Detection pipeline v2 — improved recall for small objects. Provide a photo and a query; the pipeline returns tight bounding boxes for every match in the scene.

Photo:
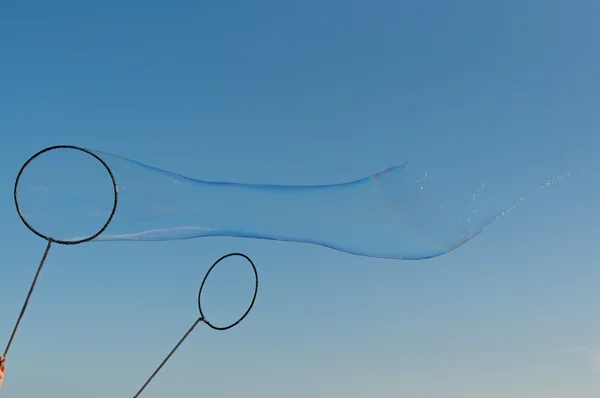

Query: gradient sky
[1,1,599,397]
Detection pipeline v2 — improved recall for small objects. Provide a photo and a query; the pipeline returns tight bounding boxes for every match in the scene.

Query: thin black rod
[133,317,203,398]
[2,240,53,363]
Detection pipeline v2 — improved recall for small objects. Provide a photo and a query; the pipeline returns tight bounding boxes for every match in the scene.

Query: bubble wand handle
[2,240,53,364]
[133,317,203,398]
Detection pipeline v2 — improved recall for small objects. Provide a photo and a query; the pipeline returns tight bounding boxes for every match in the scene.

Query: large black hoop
[198,252,259,331]
[14,145,119,245]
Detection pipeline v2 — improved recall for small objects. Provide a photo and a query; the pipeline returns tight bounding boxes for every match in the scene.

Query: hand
[0,356,5,388]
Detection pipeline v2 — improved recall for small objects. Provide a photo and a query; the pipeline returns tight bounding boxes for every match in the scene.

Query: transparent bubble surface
[198,254,257,329]
[15,147,116,243]
[14,147,571,259]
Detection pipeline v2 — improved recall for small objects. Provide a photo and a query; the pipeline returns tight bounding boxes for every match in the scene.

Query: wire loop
[198,252,259,331]
[14,145,119,245]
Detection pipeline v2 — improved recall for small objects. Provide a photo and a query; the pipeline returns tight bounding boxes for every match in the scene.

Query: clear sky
[1,1,599,397]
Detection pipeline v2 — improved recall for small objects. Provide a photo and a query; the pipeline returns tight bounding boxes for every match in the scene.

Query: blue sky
[1,0,599,397]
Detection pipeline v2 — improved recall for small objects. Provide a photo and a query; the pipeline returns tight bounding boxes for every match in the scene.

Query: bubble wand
[132,252,259,397]
[2,145,119,369]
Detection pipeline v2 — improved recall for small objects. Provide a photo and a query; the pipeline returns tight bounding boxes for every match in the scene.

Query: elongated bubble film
[14,147,569,259]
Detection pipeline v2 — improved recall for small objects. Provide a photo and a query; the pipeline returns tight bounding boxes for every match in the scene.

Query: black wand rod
[2,240,53,365]
[133,317,203,398]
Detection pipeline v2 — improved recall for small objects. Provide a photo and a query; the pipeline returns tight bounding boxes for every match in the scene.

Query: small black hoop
[13,145,119,245]
[198,252,259,331]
